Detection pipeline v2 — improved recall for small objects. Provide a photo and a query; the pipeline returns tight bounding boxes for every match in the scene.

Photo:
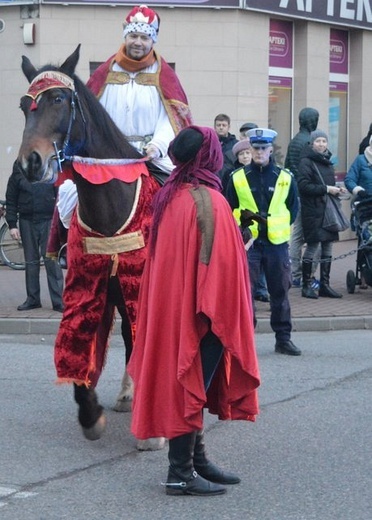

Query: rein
[26,70,87,173]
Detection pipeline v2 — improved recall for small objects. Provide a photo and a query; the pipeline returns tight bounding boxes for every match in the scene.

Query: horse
[17,45,163,448]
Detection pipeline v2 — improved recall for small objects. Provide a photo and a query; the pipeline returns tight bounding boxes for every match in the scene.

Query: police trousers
[248,240,292,342]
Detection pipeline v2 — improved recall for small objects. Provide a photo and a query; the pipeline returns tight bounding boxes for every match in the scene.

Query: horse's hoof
[136,437,166,451]
[82,414,107,441]
[112,398,132,413]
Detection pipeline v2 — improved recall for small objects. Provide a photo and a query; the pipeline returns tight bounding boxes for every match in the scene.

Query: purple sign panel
[269,19,293,69]
[329,81,348,92]
[41,0,240,6]
[245,0,372,31]
[330,28,348,75]
[269,76,292,88]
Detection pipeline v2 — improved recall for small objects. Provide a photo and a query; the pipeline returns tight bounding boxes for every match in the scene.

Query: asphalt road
[0,330,371,520]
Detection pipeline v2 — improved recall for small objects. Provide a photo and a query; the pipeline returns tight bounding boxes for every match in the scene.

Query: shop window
[329,84,348,180]
[329,28,349,180]
[269,19,293,166]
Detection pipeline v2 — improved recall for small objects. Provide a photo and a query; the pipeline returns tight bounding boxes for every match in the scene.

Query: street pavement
[0,330,371,519]
[0,238,371,335]
[0,239,371,519]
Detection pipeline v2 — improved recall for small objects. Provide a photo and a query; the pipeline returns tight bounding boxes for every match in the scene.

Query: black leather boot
[193,430,240,485]
[319,257,342,298]
[164,432,226,496]
[301,260,318,299]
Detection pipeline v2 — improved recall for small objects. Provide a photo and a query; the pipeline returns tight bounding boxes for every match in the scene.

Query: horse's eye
[54,96,63,104]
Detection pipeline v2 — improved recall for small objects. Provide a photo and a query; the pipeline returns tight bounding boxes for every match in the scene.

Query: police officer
[226,128,301,356]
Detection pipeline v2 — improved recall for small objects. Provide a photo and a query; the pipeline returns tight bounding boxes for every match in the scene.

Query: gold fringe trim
[55,377,91,387]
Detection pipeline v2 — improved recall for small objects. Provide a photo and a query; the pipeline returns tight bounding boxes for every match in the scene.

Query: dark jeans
[19,218,64,308]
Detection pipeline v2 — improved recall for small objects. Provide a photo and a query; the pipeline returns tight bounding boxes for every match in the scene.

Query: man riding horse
[86,4,192,421]
[51,5,192,446]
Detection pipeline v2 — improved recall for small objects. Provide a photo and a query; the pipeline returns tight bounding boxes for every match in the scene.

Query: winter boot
[301,260,318,299]
[163,432,226,496]
[319,257,342,298]
[193,430,240,485]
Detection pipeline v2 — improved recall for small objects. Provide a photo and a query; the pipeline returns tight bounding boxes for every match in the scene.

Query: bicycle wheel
[0,222,26,270]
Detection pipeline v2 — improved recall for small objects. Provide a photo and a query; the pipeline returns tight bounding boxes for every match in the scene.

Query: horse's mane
[37,63,142,160]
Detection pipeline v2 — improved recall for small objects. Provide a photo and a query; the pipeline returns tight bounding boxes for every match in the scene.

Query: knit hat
[123,5,160,43]
[310,129,328,144]
[232,139,251,158]
[239,122,258,134]
[170,127,204,163]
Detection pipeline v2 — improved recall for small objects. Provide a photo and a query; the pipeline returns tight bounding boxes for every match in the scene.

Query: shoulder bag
[312,162,350,233]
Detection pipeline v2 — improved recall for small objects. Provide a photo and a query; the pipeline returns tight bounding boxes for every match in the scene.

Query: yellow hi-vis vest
[232,167,291,244]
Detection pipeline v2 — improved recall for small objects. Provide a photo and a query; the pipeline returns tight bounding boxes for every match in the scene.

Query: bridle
[25,70,87,173]
[52,89,87,172]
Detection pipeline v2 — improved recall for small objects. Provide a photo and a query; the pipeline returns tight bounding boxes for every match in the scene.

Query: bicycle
[0,199,26,270]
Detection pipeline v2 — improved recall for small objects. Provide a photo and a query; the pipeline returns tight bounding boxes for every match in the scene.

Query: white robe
[99,61,175,174]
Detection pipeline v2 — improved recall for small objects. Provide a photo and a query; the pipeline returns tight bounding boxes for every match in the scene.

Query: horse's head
[17,45,82,184]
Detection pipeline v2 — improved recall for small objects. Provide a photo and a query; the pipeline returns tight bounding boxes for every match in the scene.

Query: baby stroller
[346,195,372,293]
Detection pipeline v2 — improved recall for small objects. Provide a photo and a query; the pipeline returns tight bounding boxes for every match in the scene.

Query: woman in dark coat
[297,130,347,299]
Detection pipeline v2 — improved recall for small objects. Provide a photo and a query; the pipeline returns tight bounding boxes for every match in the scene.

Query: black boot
[319,257,342,298]
[164,432,226,496]
[301,260,318,299]
[193,430,240,485]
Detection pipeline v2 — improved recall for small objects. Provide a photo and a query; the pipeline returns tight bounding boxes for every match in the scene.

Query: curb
[257,315,372,333]
[1,315,371,336]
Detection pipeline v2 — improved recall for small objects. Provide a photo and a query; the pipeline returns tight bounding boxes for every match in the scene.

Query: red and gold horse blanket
[54,174,159,387]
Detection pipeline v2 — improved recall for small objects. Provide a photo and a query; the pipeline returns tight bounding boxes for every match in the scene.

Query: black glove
[240,209,267,228]
[240,209,254,229]
[240,226,253,245]
[357,190,369,200]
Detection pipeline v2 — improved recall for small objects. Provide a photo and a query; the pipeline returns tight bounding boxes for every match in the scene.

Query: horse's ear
[21,55,37,84]
[60,44,81,77]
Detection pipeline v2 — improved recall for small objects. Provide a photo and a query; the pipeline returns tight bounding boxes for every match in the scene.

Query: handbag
[312,162,350,232]
[322,194,350,232]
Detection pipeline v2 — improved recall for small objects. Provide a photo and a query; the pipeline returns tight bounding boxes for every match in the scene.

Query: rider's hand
[144,144,161,160]
[10,228,20,240]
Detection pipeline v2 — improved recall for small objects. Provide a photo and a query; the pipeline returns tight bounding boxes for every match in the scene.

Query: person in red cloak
[127,126,260,496]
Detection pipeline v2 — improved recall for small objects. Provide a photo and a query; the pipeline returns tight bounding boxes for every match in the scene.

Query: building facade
[0,0,372,197]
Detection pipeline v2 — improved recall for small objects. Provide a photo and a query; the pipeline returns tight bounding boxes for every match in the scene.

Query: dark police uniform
[226,128,300,355]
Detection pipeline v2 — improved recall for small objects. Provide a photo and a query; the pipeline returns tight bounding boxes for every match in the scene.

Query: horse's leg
[72,301,115,440]
[113,370,134,412]
[115,311,165,452]
[109,277,165,451]
[111,278,134,413]
[73,383,107,441]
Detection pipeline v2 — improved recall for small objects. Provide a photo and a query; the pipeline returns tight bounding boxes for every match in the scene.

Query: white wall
[0,5,371,197]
